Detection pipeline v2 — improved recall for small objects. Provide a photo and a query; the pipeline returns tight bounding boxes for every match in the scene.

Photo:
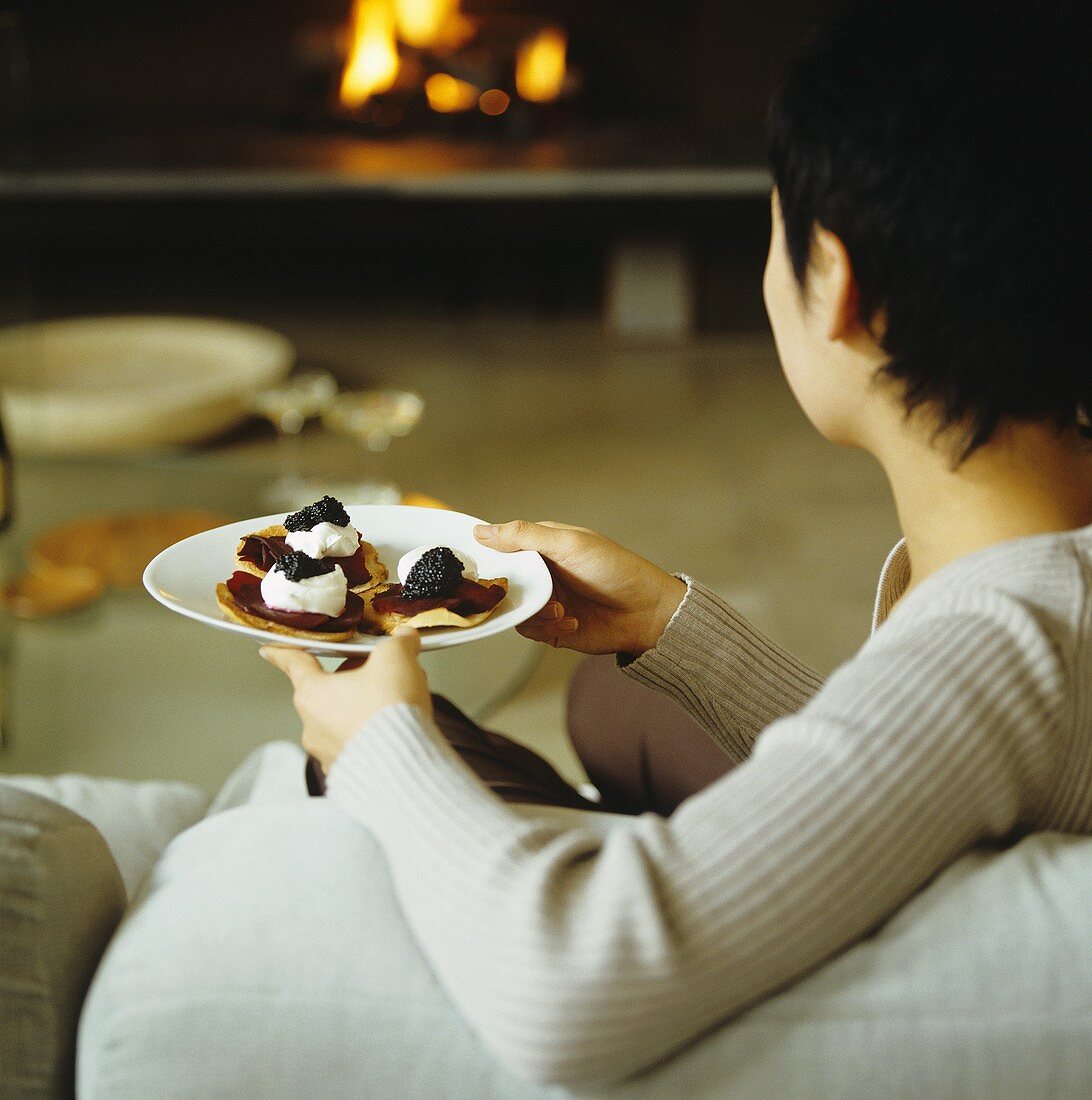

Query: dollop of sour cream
[285,521,360,560]
[261,564,347,617]
[397,545,478,585]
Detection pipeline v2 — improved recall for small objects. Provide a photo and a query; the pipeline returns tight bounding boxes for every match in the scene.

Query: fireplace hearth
[1,1,830,336]
[8,1,831,177]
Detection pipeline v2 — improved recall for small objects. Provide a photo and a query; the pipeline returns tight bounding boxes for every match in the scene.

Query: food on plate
[234,495,386,591]
[215,505,513,642]
[361,545,508,632]
[396,544,478,589]
[216,550,370,641]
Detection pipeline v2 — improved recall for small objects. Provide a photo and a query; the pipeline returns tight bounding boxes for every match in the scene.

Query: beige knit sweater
[327,527,1092,1086]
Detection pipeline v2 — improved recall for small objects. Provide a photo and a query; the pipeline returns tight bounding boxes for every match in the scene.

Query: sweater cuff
[620,575,825,764]
[620,573,704,691]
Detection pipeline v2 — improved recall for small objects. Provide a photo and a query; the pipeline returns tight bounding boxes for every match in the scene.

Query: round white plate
[143,505,553,654]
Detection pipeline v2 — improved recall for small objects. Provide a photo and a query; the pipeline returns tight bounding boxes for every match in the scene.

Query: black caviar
[403,547,464,599]
[274,551,335,582]
[284,495,351,532]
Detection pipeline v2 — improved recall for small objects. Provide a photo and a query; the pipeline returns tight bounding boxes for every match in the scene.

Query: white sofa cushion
[2,773,208,901]
[78,743,1092,1099]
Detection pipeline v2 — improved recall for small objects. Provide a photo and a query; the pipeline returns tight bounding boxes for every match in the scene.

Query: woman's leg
[567,655,735,816]
[425,694,602,810]
[307,655,733,816]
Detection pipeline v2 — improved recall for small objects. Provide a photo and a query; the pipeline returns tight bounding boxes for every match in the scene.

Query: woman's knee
[566,655,618,769]
[566,653,734,815]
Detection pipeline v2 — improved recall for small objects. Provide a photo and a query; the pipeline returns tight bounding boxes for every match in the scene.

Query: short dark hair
[769,1,1088,458]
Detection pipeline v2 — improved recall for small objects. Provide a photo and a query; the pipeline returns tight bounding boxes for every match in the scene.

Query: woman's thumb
[387,625,422,655]
[474,520,556,552]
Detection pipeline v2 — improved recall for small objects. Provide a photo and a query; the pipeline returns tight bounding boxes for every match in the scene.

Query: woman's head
[764,0,1087,459]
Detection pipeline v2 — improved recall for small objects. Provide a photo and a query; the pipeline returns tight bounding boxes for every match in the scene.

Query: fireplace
[13,1,829,151]
[1,1,831,336]
[326,1,570,131]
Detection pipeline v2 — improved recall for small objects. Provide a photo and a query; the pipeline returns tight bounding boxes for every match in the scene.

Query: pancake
[216,572,374,642]
[234,524,387,592]
[360,577,508,633]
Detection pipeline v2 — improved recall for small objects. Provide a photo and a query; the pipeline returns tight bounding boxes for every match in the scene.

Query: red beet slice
[225,571,364,631]
[238,532,376,586]
[371,579,506,618]
[237,534,287,572]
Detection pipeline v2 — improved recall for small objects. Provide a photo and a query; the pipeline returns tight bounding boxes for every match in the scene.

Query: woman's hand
[474,521,686,657]
[260,627,431,773]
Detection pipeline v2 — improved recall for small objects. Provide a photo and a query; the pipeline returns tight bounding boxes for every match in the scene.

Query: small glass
[248,370,338,510]
[321,388,425,505]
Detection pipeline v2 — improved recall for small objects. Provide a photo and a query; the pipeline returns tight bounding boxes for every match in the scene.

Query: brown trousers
[307,655,733,817]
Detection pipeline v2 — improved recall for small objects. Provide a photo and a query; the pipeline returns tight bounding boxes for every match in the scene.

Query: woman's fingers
[474,520,580,556]
[336,655,368,673]
[517,615,579,645]
[518,601,565,631]
[264,630,419,690]
[336,628,421,679]
[370,625,422,665]
[389,624,422,652]
[260,646,324,686]
[533,520,590,533]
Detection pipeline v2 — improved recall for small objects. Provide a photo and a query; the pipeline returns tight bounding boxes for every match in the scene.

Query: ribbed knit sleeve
[326,583,1074,1087]
[622,577,825,761]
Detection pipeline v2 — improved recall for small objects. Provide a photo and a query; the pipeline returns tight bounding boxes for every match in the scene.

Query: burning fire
[424,73,479,113]
[515,26,567,104]
[339,0,400,109]
[394,0,472,51]
[336,1,570,116]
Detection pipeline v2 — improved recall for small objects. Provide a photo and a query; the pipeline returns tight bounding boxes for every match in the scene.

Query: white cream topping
[260,564,347,617]
[397,545,478,584]
[285,521,360,560]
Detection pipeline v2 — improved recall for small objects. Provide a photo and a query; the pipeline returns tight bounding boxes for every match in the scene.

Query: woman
[263,1,1089,1086]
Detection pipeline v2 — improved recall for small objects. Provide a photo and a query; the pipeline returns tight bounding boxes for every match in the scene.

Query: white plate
[143,505,553,654]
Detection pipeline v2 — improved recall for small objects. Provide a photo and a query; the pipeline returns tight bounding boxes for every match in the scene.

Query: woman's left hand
[260,626,431,772]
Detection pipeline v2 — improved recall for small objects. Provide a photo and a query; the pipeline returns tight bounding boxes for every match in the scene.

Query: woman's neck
[875,420,1092,595]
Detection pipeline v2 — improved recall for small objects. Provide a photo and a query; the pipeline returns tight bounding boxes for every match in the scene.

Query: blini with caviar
[361,546,508,632]
[217,550,370,641]
[233,495,386,592]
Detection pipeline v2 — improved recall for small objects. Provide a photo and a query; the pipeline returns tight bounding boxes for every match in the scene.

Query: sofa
[3,741,1090,1100]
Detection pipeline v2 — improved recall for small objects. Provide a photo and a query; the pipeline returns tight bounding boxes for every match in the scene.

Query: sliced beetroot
[238,534,288,572]
[238,531,376,586]
[372,578,506,618]
[225,571,364,631]
[332,544,377,587]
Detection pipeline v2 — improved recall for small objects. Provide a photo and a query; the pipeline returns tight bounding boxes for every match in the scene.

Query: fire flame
[394,0,471,51]
[339,0,401,109]
[515,26,567,104]
[424,73,479,113]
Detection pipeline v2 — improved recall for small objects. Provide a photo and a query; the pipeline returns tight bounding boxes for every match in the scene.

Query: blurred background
[0,0,898,793]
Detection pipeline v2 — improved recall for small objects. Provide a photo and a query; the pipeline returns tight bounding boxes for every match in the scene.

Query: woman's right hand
[474,521,686,657]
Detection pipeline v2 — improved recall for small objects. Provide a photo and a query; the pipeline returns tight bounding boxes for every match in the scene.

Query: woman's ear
[811,227,862,343]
